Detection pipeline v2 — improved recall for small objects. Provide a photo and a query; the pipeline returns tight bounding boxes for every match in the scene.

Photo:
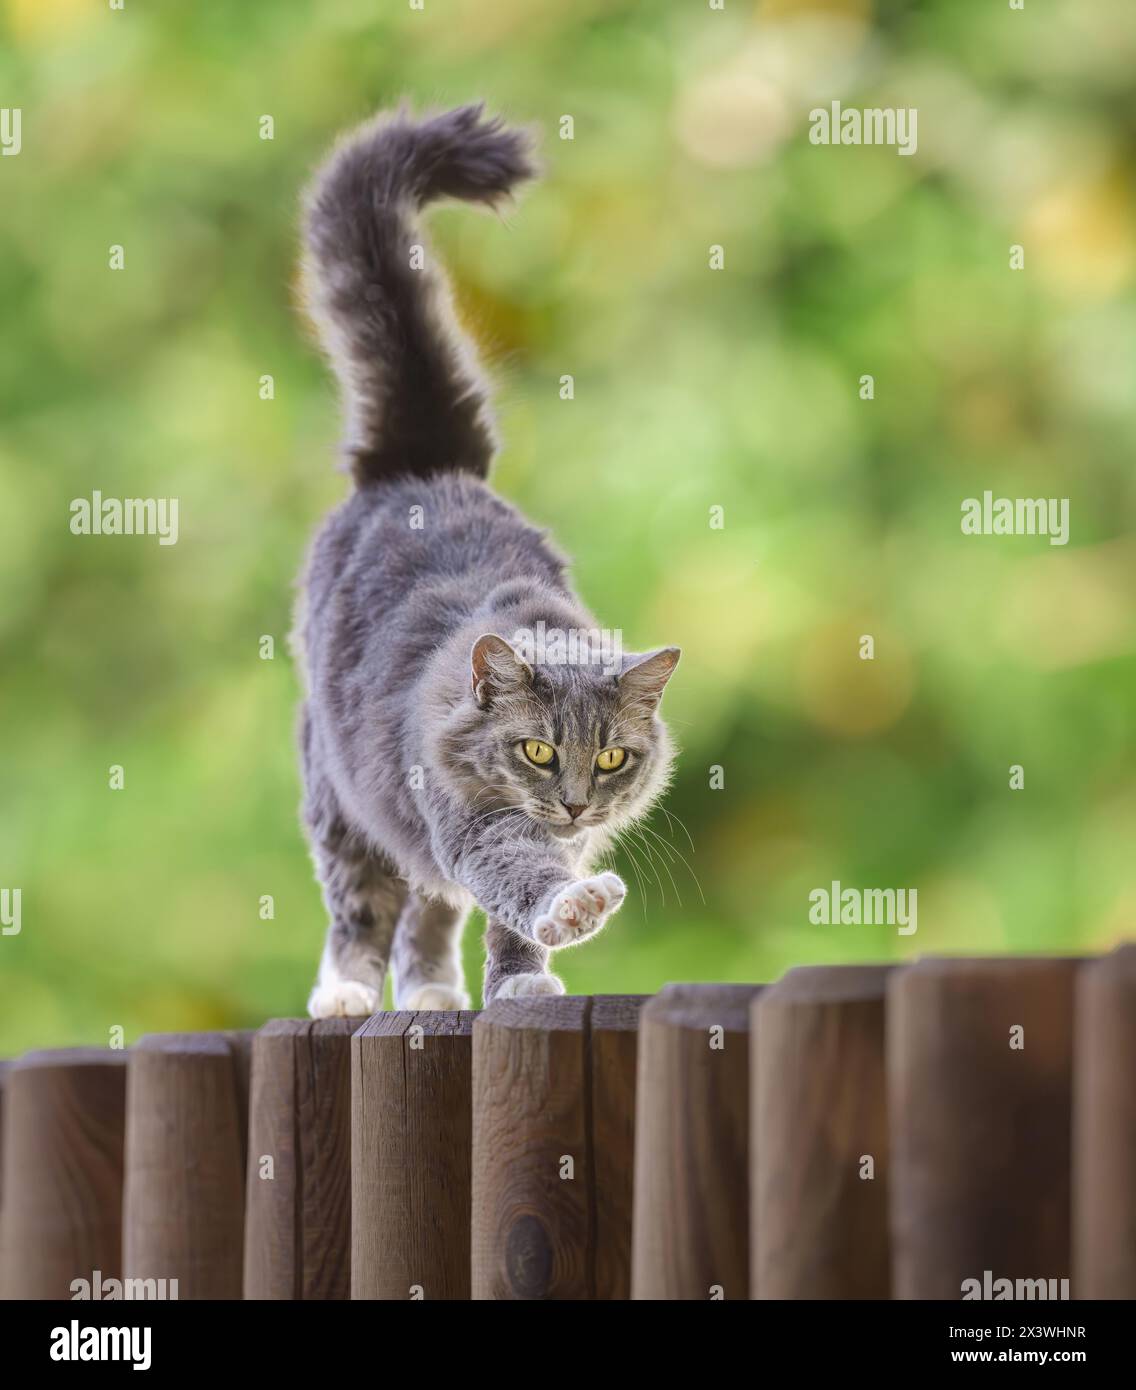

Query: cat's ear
[617,647,680,712]
[471,633,534,708]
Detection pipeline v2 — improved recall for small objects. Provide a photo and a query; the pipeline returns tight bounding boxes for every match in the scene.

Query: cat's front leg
[438,818,627,951]
[482,919,565,1002]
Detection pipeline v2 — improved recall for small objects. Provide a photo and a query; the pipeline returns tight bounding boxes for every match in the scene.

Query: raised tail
[302,104,536,486]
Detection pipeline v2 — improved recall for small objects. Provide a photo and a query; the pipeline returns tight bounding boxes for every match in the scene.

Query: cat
[295,104,680,1015]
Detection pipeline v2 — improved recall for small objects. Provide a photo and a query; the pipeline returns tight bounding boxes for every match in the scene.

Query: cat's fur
[295,105,680,1014]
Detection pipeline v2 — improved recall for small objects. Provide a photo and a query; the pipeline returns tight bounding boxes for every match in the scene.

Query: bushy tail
[302,104,536,486]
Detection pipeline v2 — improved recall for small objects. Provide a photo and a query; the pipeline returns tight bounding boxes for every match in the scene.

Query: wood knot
[505,1214,553,1299]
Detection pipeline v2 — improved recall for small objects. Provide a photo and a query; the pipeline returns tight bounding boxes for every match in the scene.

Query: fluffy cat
[295,104,680,1015]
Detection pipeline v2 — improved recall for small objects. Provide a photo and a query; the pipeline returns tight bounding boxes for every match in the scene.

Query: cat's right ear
[471,634,533,708]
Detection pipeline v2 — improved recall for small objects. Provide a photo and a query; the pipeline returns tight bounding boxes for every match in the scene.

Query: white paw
[532,872,626,948]
[493,972,566,1000]
[402,984,471,1011]
[307,979,381,1019]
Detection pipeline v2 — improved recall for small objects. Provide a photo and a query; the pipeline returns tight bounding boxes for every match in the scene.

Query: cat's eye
[596,747,626,772]
[522,739,556,767]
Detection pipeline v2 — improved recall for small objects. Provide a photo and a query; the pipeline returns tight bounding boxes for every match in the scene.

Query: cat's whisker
[658,806,697,855]
[628,822,681,911]
[615,827,663,909]
[609,833,650,917]
[459,805,524,860]
[469,784,520,811]
[464,803,514,830]
[479,810,530,857]
[639,821,706,907]
[629,826,678,908]
[635,822,682,866]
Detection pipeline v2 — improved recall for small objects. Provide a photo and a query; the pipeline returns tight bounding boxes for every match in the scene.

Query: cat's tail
[301,104,536,487]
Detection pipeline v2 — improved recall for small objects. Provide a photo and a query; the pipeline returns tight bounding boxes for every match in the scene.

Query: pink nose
[563,803,587,820]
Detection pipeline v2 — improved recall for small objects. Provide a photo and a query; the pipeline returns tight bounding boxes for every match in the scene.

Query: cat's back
[301,472,569,674]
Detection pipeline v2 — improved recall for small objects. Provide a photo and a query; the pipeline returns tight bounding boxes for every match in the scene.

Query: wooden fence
[1,947,1133,1300]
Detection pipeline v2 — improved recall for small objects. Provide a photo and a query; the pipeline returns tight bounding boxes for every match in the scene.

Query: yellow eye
[596,747,626,772]
[523,739,556,766]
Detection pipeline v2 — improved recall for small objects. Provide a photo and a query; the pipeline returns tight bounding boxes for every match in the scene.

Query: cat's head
[459,632,680,839]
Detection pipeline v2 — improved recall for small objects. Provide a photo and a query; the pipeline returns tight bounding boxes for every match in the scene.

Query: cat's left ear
[471,633,534,708]
[617,647,680,712]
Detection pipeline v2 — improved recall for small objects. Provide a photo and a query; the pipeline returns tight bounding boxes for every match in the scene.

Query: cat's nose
[562,801,587,820]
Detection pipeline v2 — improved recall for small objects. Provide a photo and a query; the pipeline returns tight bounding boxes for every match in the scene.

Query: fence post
[123,1032,251,1299]
[889,958,1077,1299]
[752,965,891,1299]
[1073,944,1136,1298]
[352,1010,476,1300]
[472,995,646,1300]
[0,1049,127,1300]
[631,983,762,1300]
[0,1059,8,1213]
[244,1019,356,1299]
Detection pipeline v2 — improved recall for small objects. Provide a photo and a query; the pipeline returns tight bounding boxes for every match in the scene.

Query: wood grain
[472,994,646,1300]
[1073,943,1136,1298]
[0,1048,127,1300]
[752,965,891,1298]
[352,1010,475,1300]
[243,1018,356,1299]
[631,983,762,1300]
[889,957,1077,1299]
[0,1059,8,1214]
[590,995,645,1299]
[123,1032,252,1299]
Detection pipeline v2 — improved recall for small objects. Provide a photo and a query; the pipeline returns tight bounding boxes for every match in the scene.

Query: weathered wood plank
[889,958,1077,1299]
[0,1048,127,1300]
[472,995,645,1300]
[352,1011,475,1300]
[631,983,761,1300]
[243,1018,355,1299]
[752,965,891,1298]
[1073,944,1136,1298]
[123,1032,251,1300]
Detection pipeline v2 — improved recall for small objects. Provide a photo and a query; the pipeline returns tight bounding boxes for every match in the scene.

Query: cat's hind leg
[390,894,471,1010]
[482,919,566,1004]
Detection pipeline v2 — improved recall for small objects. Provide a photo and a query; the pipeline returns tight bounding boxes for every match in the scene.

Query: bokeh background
[1,0,1134,1050]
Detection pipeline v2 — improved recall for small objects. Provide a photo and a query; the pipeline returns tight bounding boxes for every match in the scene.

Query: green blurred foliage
[1,0,1134,1050]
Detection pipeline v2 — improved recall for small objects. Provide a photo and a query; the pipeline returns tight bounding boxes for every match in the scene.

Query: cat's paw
[402,983,471,1011]
[492,972,566,1000]
[532,872,626,948]
[307,979,381,1019]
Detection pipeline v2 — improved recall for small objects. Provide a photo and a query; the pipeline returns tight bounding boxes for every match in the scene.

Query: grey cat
[295,104,680,1015]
